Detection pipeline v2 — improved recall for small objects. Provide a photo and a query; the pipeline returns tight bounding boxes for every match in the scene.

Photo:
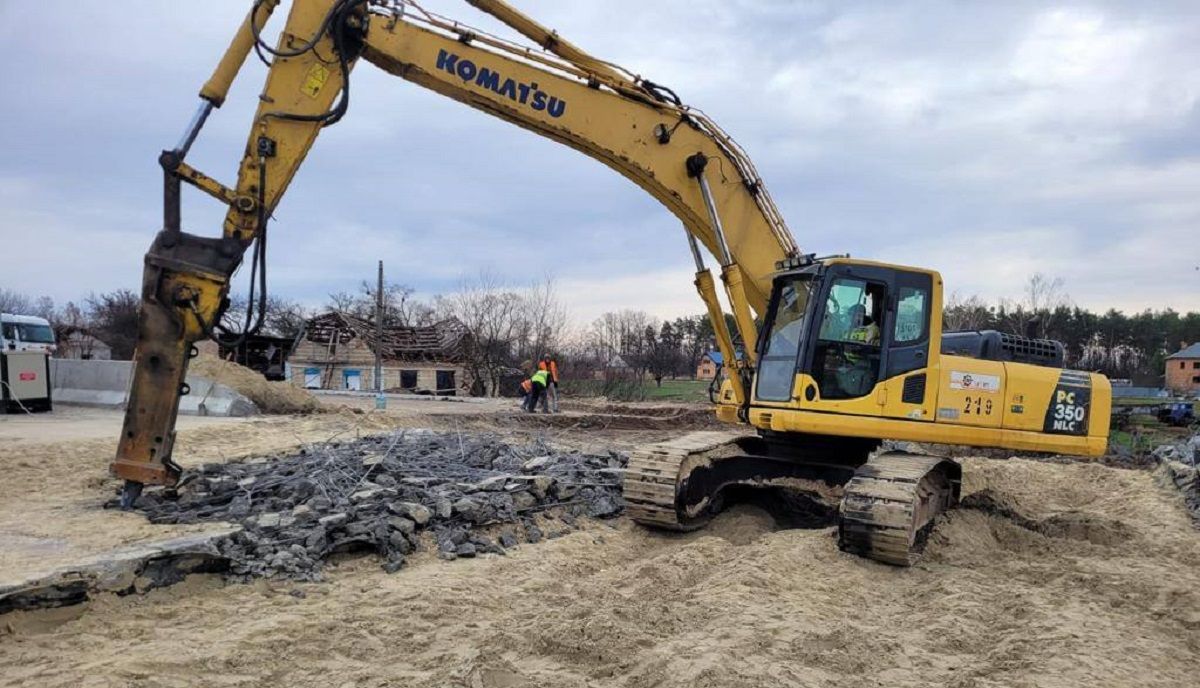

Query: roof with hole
[302,311,469,361]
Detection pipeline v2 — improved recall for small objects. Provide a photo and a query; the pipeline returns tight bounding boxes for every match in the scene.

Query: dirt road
[2,406,1198,687]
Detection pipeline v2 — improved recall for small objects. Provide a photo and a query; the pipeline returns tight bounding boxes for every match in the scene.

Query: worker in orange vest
[538,353,560,413]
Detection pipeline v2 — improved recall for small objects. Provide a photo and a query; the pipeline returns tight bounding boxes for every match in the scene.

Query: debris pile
[1152,432,1200,525]
[130,431,627,579]
[189,356,323,414]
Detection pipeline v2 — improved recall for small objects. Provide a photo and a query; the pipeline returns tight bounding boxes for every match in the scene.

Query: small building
[696,351,723,379]
[594,354,636,380]
[56,330,113,360]
[288,312,471,395]
[1166,343,1200,395]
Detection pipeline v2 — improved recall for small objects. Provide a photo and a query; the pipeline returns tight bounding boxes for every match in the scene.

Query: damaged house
[288,312,471,395]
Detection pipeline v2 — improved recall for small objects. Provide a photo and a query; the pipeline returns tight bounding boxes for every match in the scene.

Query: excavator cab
[753,258,936,416]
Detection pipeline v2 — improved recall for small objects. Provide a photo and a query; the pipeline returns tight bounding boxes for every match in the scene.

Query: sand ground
[1,401,1198,687]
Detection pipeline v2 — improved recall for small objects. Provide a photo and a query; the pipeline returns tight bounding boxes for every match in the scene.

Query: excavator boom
[111,0,795,501]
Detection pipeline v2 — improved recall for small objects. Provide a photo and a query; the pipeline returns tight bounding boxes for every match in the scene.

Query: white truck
[0,313,57,355]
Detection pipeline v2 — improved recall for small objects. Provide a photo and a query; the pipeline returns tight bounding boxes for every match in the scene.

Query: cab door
[797,266,891,417]
[879,271,937,421]
[753,273,817,405]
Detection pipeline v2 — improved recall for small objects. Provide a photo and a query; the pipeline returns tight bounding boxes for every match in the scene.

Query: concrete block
[49,359,258,417]
[0,526,238,614]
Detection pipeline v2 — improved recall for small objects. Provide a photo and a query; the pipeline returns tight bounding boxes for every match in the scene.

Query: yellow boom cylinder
[200,0,281,106]
[464,0,638,90]
[695,269,746,405]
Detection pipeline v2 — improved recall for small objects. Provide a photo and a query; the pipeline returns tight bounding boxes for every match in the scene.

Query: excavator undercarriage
[624,432,962,566]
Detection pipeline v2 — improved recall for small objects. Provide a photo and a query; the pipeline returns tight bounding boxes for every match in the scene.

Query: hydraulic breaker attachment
[111,231,240,507]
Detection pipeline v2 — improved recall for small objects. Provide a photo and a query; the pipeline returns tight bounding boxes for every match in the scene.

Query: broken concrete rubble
[1153,431,1200,526]
[124,430,627,580]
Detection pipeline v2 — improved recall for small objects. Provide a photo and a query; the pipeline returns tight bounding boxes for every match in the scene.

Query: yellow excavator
[111,0,1111,565]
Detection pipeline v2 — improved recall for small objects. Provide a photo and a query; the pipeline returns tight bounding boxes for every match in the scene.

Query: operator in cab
[846,303,880,346]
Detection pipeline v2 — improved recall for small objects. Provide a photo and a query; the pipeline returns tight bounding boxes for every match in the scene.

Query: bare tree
[433,272,570,396]
[326,290,359,314]
[263,296,309,339]
[57,302,89,331]
[0,289,39,315]
[326,280,429,327]
[436,272,526,396]
[943,291,993,332]
[85,290,141,360]
[588,309,657,378]
[221,294,309,339]
[1000,273,1071,339]
[554,330,602,380]
[516,275,568,364]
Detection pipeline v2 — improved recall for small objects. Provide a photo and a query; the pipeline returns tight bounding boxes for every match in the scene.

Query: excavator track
[623,431,745,531]
[625,435,961,567]
[623,431,860,531]
[837,452,962,566]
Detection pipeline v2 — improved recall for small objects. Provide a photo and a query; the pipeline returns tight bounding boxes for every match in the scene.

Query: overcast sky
[2,0,1197,326]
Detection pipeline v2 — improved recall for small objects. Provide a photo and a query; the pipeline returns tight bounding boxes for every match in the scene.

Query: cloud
[557,267,703,327]
[1,0,1197,322]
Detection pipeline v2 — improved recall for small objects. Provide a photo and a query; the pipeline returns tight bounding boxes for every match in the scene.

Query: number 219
[963,396,993,415]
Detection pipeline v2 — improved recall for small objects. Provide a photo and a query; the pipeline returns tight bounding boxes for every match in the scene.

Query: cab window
[894,286,927,343]
[811,278,886,399]
[18,323,55,344]
[755,275,813,402]
[817,279,884,347]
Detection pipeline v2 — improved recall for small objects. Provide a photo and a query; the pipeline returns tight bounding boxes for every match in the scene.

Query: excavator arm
[111,0,798,504]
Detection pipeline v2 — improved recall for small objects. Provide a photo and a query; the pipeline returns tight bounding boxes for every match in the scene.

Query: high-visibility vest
[847,323,879,346]
[531,369,550,386]
[520,379,533,393]
[539,359,559,382]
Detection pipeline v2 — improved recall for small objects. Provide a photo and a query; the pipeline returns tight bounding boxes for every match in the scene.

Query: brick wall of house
[288,339,466,394]
[1166,357,1200,394]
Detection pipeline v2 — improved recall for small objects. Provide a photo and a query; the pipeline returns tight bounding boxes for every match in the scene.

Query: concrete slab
[49,359,258,416]
[0,526,238,613]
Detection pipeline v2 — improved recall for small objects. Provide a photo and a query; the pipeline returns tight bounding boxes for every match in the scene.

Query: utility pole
[375,260,386,410]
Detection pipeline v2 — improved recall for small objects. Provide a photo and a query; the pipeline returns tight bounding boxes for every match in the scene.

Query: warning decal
[949,371,1000,393]
[300,64,331,99]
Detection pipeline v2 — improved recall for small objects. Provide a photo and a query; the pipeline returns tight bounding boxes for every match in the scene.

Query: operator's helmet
[848,303,866,328]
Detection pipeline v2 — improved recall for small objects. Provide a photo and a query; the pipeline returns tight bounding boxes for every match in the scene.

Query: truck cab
[0,313,57,355]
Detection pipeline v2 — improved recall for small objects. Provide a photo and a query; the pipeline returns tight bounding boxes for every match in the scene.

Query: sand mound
[4,442,1200,685]
[957,488,1135,547]
[189,356,321,415]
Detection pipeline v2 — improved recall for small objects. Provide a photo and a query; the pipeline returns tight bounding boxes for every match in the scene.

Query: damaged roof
[303,311,469,361]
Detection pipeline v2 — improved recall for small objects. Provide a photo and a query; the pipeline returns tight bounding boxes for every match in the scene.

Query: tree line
[5,272,1194,390]
[944,274,1199,384]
